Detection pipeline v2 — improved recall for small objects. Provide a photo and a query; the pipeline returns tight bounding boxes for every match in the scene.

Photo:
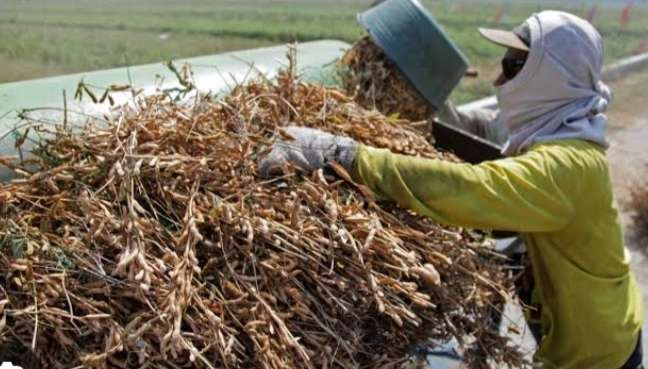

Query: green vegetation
[0,0,646,103]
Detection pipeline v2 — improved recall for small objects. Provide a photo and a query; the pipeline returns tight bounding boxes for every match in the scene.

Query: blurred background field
[0,0,646,103]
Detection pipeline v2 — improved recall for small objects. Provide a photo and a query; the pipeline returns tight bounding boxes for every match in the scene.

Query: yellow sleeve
[353,145,575,232]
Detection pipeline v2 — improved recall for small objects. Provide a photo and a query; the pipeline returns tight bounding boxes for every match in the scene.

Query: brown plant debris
[630,184,648,254]
[0,53,526,369]
[339,36,436,122]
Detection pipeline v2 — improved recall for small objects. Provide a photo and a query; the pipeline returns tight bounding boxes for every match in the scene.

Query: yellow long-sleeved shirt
[353,139,643,369]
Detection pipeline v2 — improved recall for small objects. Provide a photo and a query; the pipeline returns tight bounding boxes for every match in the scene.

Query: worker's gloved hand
[258,126,358,177]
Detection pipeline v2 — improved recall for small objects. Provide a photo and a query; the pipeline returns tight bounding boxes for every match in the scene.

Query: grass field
[0,0,646,103]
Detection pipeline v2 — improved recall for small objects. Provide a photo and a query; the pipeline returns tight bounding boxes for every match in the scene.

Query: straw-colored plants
[0,56,526,369]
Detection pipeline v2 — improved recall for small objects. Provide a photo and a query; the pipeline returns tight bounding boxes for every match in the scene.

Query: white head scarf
[497,11,612,156]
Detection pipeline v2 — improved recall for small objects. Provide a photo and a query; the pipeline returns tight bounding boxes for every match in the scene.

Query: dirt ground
[605,70,648,363]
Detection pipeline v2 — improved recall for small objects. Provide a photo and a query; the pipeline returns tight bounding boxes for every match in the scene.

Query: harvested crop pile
[340,36,435,122]
[630,184,648,253]
[0,54,524,369]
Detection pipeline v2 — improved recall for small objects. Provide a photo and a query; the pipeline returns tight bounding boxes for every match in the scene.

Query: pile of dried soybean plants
[0,54,526,369]
[629,185,648,254]
[339,36,435,122]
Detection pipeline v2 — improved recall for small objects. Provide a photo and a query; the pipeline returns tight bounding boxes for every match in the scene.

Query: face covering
[496,11,612,156]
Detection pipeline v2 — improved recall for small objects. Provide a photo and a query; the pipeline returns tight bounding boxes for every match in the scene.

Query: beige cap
[478,26,530,51]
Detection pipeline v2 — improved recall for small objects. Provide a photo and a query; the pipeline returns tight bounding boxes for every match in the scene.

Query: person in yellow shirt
[260,10,643,369]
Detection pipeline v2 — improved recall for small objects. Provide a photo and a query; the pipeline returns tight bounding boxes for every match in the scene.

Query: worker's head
[478,11,611,155]
[478,24,530,86]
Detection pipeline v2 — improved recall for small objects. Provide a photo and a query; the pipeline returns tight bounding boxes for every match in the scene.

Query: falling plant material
[339,36,436,122]
[0,51,527,369]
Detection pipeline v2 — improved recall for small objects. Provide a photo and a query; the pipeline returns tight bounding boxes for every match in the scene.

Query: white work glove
[258,126,358,177]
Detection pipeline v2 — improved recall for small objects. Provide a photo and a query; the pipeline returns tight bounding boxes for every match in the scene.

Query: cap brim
[478,28,529,51]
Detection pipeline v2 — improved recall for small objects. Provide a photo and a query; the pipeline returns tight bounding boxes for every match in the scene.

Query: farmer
[259,10,643,369]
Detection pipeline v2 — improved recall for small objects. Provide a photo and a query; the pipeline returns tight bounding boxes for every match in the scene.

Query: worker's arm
[353,145,575,232]
[439,101,507,144]
[258,127,574,232]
